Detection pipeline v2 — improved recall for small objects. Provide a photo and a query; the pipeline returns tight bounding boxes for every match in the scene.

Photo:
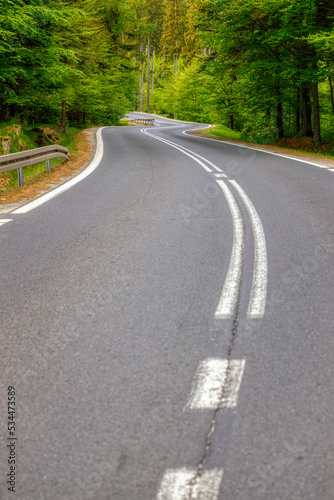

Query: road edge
[11,127,105,214]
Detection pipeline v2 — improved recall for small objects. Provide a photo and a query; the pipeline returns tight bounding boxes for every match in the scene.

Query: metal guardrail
[0,144,69,187]
[132,118,155,126]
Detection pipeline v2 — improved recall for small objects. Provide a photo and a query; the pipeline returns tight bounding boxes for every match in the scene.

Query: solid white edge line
[11,127,106,214]
[229,181,268,318]
[183,130,332,170]
[215,180,244,319]
[186,358,246,410]
[141,129,212,172]
[156,468,224,500]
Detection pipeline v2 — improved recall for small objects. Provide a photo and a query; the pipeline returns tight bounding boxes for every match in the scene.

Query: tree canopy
[1,0,333,144]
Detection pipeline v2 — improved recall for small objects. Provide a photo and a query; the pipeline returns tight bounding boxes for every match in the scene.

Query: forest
[1,0,334,147]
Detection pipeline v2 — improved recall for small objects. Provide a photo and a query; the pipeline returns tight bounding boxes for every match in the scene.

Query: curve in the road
[11,127,105,214]
[141,126,268,321]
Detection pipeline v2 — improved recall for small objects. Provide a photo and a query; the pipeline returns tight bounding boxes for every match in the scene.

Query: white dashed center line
[186,358,246,410]
[157,468,224,500]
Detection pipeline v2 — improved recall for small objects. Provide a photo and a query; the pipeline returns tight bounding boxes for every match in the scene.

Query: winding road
[1,113,334,499]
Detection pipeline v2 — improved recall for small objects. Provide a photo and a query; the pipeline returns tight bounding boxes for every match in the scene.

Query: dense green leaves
[0,0,137,125]
[1,0,333,142]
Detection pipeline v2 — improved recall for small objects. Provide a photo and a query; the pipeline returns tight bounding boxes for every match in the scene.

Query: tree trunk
[174,55,178,119]
[301,84,313,137]
[296,90,301,134]
[329,75,334,115]
[152,49,155,95]
[228,89,234,130]
[277,100,284,140]
[312,78,321,148]
[228,113,234,130]
[61,100,66,132]
[139,66,144,112]
[139,40,144,112]
[276,80,284,139]
[147,38,150,113]
[265,108,271,127]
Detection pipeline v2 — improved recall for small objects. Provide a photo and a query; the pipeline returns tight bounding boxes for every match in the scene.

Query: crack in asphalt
[187,201,246,499]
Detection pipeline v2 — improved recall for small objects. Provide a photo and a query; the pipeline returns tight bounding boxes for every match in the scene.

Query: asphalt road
[1,113,334,499]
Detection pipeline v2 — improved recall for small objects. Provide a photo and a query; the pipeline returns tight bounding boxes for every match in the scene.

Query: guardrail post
[18,168,24,187]
[0,145,69,187]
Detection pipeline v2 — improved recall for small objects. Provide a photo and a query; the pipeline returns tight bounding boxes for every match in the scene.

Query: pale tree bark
[139,40,144,112]
[139,68,144,112]
[147,38,150,113]
[174,52,178,119]
[152,49,155,95]
[174,0,178,79]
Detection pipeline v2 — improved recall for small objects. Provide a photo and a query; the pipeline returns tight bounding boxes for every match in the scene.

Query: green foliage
[1,0,334,148]
[151,58,220,123]
[0,0,137,126]
[198,0,334,143]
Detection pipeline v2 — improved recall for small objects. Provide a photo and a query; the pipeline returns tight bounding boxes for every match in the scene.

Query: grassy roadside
[201,124,334,160]
[204,124,243,142]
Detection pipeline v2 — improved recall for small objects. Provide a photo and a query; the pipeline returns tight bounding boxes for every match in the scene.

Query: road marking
[186,358,246,410]
[214,173,227,178]
[0,219,12,226]
[142,129,212,172]
[142,130,246,320]
[183,130,333,170]
[157,139,223,172]
[215,180,244,319]
[157,468,223,500]
[328,169,334,173]
[230,181,268,318]
[11,128,106,214]
[142,129,223,172]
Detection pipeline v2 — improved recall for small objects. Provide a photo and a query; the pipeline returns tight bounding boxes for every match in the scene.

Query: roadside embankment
[0,126,97,212]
